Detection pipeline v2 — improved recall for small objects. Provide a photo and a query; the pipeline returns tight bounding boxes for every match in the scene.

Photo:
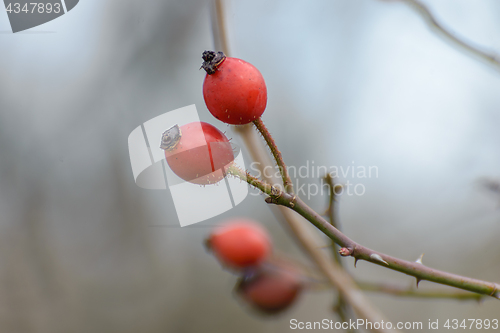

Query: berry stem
[226,163,276,195]
[252,117,294,194]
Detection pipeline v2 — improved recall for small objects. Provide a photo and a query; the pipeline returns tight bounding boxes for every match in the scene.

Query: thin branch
[314,279,484,301]
[323,174,354,331]
[323,174,342,264]
[228,166,500,298]
[358,282,484,301]
[252,118,294,193]
[382,0,500,71]
[263,188,500,299]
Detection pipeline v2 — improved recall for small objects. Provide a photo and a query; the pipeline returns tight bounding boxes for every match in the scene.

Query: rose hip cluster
[199,52,303,313]
[160,50,267,185]
[207,219,303,314]
[160,52,302,313]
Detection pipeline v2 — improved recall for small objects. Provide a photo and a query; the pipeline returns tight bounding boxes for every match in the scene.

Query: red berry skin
[208,220,272,269]
[236,262,303,314]
[164,122,234,185]
[203,57,267,125]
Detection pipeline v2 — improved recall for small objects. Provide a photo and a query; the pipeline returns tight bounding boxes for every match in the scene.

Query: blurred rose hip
[236,261,304,314]
[207,219,272,269]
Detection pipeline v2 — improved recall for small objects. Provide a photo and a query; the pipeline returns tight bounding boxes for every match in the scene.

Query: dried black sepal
[160,124,182,151]
[201,50,226,75]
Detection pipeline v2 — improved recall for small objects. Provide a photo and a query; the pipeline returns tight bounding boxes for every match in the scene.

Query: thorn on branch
[489,286,499,298]
[370,254,389,266]
[416,278,422,288]
[415,253,425,264]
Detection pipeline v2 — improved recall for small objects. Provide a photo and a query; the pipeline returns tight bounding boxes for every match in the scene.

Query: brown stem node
[339,247,353,257]
[270,185,281,198]
[265,197,277,205]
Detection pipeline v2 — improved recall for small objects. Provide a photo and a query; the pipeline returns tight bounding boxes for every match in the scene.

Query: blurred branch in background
[379,0,500,72]
[478,178,500,205]
[322,174,343,263]
[312,278,486,301]
[211,1,396,332]
[358,282,484,301]
[323,175,354,332]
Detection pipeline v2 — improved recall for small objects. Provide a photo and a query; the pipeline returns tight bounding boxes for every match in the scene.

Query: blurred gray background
[0,0,499,332]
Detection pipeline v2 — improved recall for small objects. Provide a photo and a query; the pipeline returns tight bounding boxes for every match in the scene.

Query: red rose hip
[202,51,267,125]
[160,122,234,185]
[207,219,272,269]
